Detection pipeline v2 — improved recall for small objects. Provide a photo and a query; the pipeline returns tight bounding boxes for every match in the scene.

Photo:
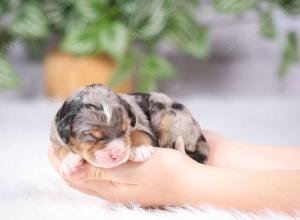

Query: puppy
[50,84,209,175]
[137,92,209,162]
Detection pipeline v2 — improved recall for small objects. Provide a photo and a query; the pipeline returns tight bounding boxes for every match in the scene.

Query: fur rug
[0,99,299,220]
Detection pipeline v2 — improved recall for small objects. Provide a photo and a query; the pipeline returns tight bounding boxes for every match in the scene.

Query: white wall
[160,8,300,97]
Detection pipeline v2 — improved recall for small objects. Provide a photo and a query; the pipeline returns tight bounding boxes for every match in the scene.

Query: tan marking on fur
[130,130,152,148]
[91,128,103,139]
[69,137,95,159]
[122,134,131,147]
[69,137,80,147]
[121,120,129,132]
[56,147,69,161]
[158,113,172,147]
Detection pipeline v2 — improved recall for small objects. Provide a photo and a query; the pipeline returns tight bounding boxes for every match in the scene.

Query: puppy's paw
[129,145,154,162]
[61,152,83,175]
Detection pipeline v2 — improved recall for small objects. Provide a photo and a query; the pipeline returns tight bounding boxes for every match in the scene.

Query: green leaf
[138,1,166,39]
[98,22,129,59]
[0,2,6,15]
[260,11,276,39]
[0,0,20,16]
[278,31,298,77]
[137,55,176,92]
[110,53,136,87]
[44,0,71,30]
[60,25,98,55]
[0,32,11,48]
[213,0,256,13]
[141,55,175,79]
[8,3,50,39]
[0,54,21,89]
[127,0,167,39]
[166,11,210,59]
[74,0,108,23]
[137,76,157,92]
[60,21,129,58]
[277,0,300,15]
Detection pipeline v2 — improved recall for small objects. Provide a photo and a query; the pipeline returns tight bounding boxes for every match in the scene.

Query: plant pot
[43,50,134,99]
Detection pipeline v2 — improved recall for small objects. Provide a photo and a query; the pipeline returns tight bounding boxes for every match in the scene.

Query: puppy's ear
[118,96,136,127]
[55,100,84,144]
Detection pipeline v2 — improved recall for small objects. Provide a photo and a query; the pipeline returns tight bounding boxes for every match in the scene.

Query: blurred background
[0,0,299,145]
[1,1,300,217]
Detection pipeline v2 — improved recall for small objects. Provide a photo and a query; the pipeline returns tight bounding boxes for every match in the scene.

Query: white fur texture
[129,145,154,162]
[0,100,299,220]
[61,152,83,175]
[106,139,124,151]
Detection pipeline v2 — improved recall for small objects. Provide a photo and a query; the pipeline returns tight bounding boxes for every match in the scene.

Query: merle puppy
[50,84,209,174]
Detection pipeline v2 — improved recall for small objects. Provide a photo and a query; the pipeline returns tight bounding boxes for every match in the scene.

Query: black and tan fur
[50,84,209,170]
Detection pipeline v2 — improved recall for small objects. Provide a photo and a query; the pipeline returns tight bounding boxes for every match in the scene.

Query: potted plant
[0,0,210,98]
[0,0,299,97]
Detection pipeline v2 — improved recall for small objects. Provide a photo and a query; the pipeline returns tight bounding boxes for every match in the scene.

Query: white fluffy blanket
[0,99,299,220]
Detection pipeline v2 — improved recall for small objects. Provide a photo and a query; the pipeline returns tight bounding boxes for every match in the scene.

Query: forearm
[205,132,300,169]
[186,165,300,213]
[225,140,300,169]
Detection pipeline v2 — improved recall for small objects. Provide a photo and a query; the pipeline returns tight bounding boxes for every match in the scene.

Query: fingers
[65,175,131,203]
[48,142,136,184]
[48,143,134,203]
[76,180,126,202]
[65,177,120,202]
[50,144,182,189]
[68,164,104,181]
[66,149,169,184]
[67,148,180,184]
[67,162,138,185]
[66,181,98,197]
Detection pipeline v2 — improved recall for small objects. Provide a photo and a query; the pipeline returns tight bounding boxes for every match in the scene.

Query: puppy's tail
[186,134,209,164]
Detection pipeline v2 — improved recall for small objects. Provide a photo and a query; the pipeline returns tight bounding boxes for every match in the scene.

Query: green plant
[0,0,299,91]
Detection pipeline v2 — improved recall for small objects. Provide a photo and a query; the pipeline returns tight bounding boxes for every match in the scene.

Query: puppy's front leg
[129,130,154,162]
[55,146,83,175]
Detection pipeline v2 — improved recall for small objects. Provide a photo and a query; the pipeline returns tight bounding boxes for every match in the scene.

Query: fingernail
[70,171,86,180]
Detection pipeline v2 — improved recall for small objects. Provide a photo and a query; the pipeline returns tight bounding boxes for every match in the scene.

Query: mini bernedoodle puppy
[50,84,209,175]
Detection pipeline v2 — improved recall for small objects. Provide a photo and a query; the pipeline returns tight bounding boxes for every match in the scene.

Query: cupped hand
[48,143,204,207]
[48,130,229,206]
[49,131,300,212]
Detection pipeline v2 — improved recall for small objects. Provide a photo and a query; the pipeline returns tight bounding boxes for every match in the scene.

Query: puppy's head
[55,84,136,168]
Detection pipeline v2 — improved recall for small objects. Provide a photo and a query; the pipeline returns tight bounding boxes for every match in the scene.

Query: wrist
[173,162,207,205]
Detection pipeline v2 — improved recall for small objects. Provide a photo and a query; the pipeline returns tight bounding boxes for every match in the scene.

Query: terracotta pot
[44,50,134,99]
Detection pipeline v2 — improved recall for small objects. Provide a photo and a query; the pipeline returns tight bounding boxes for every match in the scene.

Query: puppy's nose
[110,146,124,159]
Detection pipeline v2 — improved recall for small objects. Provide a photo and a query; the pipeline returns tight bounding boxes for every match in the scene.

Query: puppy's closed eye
[79,128,105,143]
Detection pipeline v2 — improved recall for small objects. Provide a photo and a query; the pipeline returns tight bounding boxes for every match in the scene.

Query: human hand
[48,143,203,207]
[49,131,300,212]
